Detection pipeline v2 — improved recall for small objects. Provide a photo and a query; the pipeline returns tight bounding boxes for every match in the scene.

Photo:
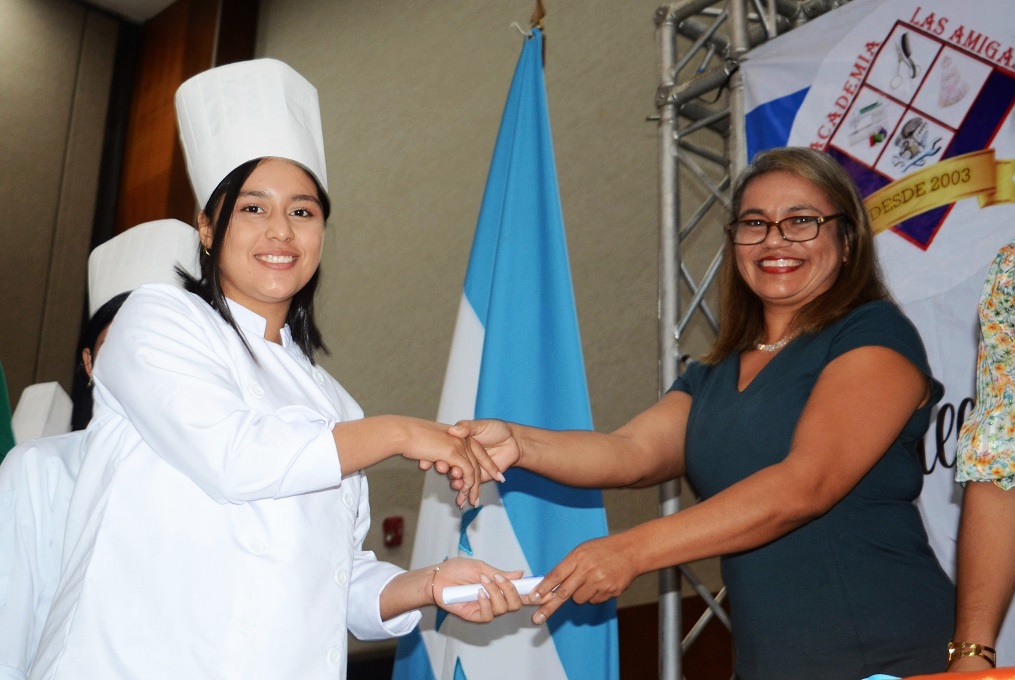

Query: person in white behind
[0,293,124,680]
[1,218,201,680]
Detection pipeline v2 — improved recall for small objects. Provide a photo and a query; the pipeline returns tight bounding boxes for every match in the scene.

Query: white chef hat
[87,219,200,316]
[175,58,328,209]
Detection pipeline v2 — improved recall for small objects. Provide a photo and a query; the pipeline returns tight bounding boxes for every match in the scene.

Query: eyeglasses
[725,213,844,245]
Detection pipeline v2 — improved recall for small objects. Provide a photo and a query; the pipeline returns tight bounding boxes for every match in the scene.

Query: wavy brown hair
[702,147,890,364]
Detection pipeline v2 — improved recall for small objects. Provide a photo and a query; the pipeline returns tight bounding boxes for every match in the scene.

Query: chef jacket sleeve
[347,476,420,639]
[94,285,345,503]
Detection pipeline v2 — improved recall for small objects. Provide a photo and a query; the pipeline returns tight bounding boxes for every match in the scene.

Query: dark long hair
[71,291,131,430]
[177,158,332,362]
[703,147,890,364]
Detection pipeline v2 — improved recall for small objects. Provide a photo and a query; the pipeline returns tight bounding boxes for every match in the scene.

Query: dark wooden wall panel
[113,0,260,234]
[1,0,260,409]
[217,0,259,68]
[113,0,217,232]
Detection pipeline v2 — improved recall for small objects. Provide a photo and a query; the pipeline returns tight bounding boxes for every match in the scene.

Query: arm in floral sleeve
[951,241,1015,672]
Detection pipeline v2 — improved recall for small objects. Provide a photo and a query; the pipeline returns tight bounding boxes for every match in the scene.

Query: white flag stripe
[436,296,483,426]
[418,494,568,680]
[409,293,570,679]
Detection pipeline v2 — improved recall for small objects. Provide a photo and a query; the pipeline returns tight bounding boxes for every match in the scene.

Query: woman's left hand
[526,534,638,625]
[432,558,526,622]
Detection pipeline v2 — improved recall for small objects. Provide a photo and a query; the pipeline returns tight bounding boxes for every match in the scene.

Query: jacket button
[249,383,264,399]
[334,569,348,585]
[313,370,325,385]
[250,539,266,555]
[328,648,343,665]
[342,493,355,509]
[238,614,256,632]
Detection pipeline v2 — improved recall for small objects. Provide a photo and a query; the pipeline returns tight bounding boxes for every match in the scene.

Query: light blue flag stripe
[458,507,480,555]
[464,28,618,680]
[392,628,438,680]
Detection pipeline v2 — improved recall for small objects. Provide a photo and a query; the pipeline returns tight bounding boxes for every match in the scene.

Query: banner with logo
[741,0,1015,663]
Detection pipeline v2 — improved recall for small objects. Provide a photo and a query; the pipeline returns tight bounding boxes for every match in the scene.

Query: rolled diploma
[441,576,544,605]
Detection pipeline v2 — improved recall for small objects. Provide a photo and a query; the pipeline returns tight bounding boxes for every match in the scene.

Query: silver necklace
[756,336,793,352]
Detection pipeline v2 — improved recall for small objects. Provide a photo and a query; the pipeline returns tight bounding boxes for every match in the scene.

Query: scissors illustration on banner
[890,32,921,90]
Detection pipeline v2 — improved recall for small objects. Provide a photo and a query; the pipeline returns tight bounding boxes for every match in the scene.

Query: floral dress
[956,239,1015,489]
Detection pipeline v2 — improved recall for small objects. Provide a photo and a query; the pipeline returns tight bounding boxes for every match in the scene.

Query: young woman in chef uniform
[28,60,521,680]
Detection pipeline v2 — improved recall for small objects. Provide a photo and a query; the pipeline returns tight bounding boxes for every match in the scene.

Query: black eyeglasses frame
[725,213,845,245]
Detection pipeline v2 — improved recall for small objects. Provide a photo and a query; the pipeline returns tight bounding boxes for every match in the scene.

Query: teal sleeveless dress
[672,300,954,680]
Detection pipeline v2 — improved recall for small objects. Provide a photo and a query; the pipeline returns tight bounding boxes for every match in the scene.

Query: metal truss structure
[652,1,852,677]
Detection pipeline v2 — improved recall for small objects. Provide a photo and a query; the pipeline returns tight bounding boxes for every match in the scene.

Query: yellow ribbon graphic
[865,149,1015,234]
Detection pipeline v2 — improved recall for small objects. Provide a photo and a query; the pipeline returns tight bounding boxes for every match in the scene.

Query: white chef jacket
[29,284,419,680]
[0,432,84,680]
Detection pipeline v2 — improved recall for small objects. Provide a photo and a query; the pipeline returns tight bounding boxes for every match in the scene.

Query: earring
[87,377,94,388]
[203,247,211,257]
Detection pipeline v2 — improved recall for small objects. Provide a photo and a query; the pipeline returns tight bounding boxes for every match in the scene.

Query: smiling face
[733,170,847,316]
[199,158,325,325]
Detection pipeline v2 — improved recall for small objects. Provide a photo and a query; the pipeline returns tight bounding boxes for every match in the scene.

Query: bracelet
[948,640,996,668]
[430,564,441,606]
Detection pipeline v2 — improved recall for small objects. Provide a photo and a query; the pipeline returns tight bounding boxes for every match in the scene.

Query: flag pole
[530,0,546,65]
[529,0,545,28]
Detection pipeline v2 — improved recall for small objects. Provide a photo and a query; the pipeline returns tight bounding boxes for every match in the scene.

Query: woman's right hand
[379,557,527,623]
[429,558,526,622]
[449,419,522,482]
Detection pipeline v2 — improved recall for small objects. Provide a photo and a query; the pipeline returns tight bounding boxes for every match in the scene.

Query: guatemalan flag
[391,27,619,680]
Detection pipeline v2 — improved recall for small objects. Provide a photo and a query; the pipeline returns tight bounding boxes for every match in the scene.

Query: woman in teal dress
[454,147,954,679]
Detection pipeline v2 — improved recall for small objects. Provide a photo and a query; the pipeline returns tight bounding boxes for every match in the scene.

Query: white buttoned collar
[224,298,294,349]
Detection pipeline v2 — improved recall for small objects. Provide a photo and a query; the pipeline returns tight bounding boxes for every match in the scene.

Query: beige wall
[0,0,117,404]
[255,0,724,637]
